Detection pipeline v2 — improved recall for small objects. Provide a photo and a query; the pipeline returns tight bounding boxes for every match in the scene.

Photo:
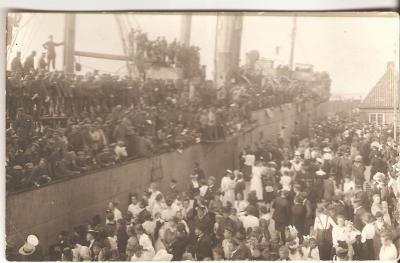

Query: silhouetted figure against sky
[42,35,64,70]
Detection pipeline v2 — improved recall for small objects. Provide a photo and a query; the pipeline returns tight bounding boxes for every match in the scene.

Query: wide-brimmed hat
[316,170,326,176]
[18,235,39,256]
[19,243,36,256]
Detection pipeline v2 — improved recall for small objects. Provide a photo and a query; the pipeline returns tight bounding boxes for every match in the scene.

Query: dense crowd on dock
[6,45,329,193]
[9,114,400,261]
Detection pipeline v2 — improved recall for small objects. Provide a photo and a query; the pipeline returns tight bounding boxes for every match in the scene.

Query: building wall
[317,100,361,116]
[359,108,397,125]
[6,101,324,252]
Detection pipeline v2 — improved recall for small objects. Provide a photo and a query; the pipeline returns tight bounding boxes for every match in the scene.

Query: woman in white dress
[221,170,236,206]
[250,161,264,201]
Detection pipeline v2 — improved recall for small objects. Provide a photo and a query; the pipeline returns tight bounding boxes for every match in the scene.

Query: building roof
[359,62,399,109]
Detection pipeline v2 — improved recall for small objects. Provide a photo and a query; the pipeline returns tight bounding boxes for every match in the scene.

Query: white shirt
[244,154,255,166]
[161,207,176,222]
[239,214,259,230]
[128,203,141,218]
[343,180,355,193]
[139,233,155,256]
[234,200,248,213]
[314,214,336,230]
[199,185,208,197]
[361,223,375,242]
[113,208,123,221]
[379,243,398,260]
[280,175,292,191]
[332,225,347,247]
[301,246,320,260]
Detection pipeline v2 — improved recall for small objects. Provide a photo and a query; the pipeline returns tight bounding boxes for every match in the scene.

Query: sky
[7,12,399,99]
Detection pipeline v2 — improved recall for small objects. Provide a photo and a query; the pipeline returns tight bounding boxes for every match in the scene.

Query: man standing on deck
[42,35,64,70]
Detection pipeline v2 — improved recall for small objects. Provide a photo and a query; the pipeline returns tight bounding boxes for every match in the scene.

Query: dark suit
[353,206,367,231]
[194,234,213,260]
[290,203,306,235]
[272,196,291,242]
[204,184,219,202]
[231,243,252,260]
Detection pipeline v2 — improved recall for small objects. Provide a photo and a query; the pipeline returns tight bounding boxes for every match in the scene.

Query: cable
[24,15,45,55]
[6,14,34,57]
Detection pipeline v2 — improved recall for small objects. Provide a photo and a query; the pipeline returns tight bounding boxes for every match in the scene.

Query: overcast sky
[7,12,399,99]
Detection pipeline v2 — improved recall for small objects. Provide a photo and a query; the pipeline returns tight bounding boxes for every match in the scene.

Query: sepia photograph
[4,11,400,261]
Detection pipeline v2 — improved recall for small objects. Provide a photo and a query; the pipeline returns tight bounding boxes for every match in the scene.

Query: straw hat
[18,235,39,256]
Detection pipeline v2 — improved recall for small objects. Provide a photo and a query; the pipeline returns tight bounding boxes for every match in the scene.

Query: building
[359,62,399,125]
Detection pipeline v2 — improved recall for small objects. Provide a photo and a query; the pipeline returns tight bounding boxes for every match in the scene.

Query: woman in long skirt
[250,161,264,201]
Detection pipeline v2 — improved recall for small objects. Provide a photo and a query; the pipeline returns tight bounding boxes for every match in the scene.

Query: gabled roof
[359,62,399,109]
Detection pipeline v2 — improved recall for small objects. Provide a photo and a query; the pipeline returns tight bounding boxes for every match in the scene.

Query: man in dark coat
[352,199,367,231]
[204,176,219,203]
[272,190,291,243]
[289,196,306,237]
[352,155,366,188]
[193,162,206,181]
[11,52,23,72]
[165,179,180,201]
[215,206,237,241]
[231,231,252,260]
[193,223,213,260]
[23,51,36,73]
[13,107,34,148]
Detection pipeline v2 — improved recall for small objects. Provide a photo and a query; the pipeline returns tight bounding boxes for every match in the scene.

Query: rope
[6,14,35,58]
[24,15,45,55]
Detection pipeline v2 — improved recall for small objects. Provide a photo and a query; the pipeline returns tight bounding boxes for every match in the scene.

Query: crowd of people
[6,46,330,193]
[128,30,202,79]
[9,114,400,261]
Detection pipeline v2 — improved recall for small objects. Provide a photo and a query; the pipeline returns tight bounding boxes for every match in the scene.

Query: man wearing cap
[43,34,64,70]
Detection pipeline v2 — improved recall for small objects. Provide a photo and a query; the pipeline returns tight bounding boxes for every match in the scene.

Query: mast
[179,14,192,46]
[214,13,243,86]
[289,14,297,70]
[63,13,76,74]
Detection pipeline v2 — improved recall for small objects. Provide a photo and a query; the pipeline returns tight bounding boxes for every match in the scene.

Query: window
[369,113,376,123]
[369,113,384,125]
[377,114,383,125]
